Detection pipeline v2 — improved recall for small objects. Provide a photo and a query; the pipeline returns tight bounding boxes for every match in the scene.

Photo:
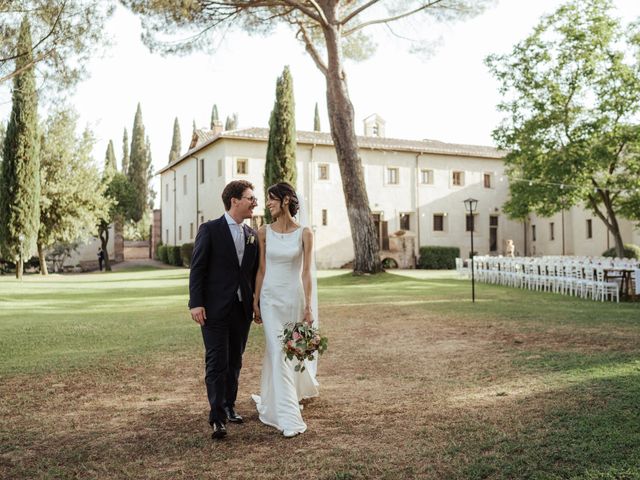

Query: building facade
[157,120,639,268]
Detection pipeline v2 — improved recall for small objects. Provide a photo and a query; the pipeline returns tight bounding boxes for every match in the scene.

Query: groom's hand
[190,307,206,326]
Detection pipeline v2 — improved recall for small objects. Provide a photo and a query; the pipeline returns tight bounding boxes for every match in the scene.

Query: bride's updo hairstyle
[267,182,299,217]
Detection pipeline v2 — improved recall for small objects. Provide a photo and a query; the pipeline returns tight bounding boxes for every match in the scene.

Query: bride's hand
[303,308,313,326]
[253,303,262,324]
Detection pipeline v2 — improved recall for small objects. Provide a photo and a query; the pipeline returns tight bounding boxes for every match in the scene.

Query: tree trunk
[322,23,382,274]
[99,224,112,271]
[16,256,23,280]
[37,242,48,275]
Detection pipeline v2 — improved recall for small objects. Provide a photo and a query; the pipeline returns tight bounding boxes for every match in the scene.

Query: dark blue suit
[189,215,259,424]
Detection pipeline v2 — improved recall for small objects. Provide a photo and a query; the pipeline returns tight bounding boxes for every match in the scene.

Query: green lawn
[1,267,639,479]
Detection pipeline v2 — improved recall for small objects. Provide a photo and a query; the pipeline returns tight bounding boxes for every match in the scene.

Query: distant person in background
[97,247,105,271]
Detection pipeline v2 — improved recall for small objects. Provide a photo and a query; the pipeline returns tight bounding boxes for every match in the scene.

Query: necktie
[232,223,245,301]
[233,223,245,265]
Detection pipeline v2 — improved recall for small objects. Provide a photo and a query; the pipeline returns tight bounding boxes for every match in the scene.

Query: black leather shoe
[211,421,227,439]
[224,406,244,424]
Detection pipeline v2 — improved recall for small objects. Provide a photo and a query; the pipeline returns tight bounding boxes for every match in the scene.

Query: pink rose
[292,332,302,341]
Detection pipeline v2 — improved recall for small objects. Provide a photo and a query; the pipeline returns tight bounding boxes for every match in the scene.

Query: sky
[2,0,640,188]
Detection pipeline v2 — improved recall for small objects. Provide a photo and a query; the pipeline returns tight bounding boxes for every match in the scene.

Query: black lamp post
[464,198,478,303]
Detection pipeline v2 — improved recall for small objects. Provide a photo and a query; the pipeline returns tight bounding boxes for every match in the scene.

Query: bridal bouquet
[281,322,328,373]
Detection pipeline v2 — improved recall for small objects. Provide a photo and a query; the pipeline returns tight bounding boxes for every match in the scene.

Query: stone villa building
[156,115,640,268]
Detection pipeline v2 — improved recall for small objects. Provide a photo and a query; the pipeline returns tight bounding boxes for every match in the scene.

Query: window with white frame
[433,214,444,232]
[550,222,555,241]
[400,213,410,231]
[465,214,476,232]
[532,225,537,242]
[236,158,248,175]
[183,174,187,195]
[178,225,182,241]
[586,219,593,239]
[318,163,329,180]
[420,169,434,185]
[200,158,205,184]
[165,184,169,202]
[452,171,464,186]
[483,173,492,188]
[386,167,399,185]
[322,209,328,226]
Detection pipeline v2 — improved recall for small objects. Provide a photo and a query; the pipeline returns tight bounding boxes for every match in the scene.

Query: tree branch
[340,0,381,26]
[0,0,67,64]
[0,49,52,85]
[344,0,445,36]
[296,21,328,76]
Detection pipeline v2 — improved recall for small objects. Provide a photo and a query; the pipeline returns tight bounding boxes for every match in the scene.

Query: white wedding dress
[252,225,319,435]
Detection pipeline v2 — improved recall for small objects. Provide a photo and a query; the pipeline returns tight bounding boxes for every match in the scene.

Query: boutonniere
[246,234,256,245]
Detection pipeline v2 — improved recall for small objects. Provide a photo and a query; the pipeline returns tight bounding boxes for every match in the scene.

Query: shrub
[167,245,183,266]
[602,244,640,259]
[180,243,194,267]
[158,244,169,264]
[418,246,460,270]
[154,241,163,261]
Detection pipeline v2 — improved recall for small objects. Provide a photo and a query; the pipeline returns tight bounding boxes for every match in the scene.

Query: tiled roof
[157,127,506,175]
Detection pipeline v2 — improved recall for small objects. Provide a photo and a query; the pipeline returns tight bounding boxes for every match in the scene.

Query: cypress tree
[264,65,297,223]
[225,113,238,130]
[122,128,130,175]
[210,104,219,130]
[169,117,181,163]
[314,102,321,132]
[0,17,40,279]
[128,103,149,222]
[105,139,117,173]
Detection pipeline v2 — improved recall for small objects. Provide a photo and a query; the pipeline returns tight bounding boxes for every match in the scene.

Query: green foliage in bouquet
[281,322,328,373]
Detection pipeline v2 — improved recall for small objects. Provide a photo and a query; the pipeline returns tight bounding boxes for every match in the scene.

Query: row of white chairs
[456,256,639,303]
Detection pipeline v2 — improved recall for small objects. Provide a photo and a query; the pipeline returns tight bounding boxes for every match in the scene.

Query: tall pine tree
[122,128,130,175]
[264,66,297,223]
[128,103,149,222]
[210,104,219,130]
[314,102,321,132]
[105,139,117,173]
[169,117,181,163]
[0,17,40,279]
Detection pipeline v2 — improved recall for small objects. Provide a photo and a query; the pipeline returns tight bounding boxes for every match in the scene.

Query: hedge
[602,244,640,260]
[167,246,183,266]
[180,243,194,267]
[418,246,460,270]
[157,245,169,264]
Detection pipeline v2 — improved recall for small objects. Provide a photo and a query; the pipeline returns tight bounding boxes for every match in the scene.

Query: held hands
[253,303,263,324]
[190,307,206,326]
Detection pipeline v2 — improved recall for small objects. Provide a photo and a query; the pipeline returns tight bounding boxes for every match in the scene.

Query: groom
[189,180,259,439]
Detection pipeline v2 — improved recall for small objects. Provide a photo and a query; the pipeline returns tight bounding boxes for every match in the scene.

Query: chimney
[363,114,386,137]
[211,120,223,135]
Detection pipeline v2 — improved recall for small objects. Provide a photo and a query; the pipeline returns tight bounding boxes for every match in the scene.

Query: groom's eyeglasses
[242,196,258,204]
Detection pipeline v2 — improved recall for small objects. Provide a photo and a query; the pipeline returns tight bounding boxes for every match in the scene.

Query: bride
[252,182,319,438]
